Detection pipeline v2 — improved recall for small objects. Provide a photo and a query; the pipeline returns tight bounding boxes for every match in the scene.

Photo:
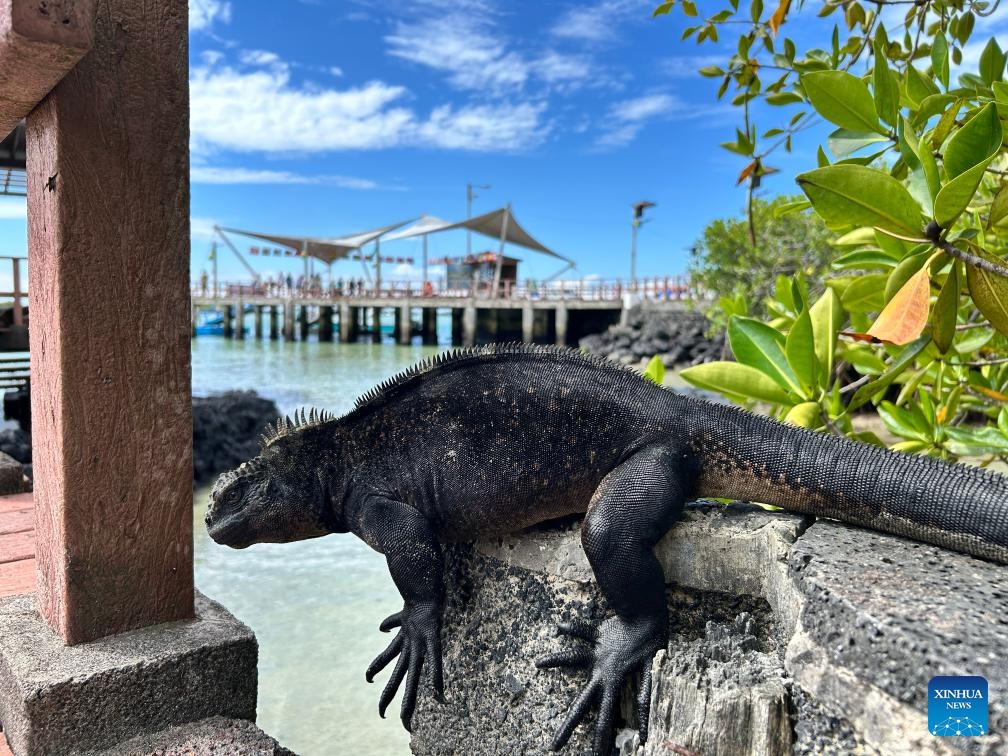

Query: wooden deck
[0,492,33,599]
[0,491,32,756]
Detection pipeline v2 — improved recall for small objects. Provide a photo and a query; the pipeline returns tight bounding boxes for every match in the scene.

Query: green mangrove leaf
[796,165,923,237]
[801,71,885,133]
[944,102,1002,180]
[931,263,960,354]
[679,361,793,405]
[728,317,804,395]
[785,307,817,392]
[784,401,823,429]
[966,248,1008,338]
[643,355,665,386]
[849,336,931,410]
[809,287,842,380]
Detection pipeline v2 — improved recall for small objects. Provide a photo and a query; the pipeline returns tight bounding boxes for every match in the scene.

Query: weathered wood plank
[0,0,96,138]
[0,507,31,535]
[27,0,192,644]
[0,557,33,597]
[0,491,31,513]
[0,529,31,563]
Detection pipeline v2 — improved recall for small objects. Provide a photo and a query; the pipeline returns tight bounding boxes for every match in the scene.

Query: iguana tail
[689,401,1008,564]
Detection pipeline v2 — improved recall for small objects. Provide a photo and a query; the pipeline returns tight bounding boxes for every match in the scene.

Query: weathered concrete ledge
[80,716,293,756]
[0,592,259,755]
[409,502,1006,755]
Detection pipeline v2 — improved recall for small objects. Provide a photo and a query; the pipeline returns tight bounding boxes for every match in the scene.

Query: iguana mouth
[206,512,253,549]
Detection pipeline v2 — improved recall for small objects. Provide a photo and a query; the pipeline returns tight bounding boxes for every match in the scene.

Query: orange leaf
[736,160,757,186]
[768,0,791,36]
[867,268,931,345]
[975,385,1008,403]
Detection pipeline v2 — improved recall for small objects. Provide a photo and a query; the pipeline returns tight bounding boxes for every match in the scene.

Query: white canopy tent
[384,206,574,295]
[215,219,415,286]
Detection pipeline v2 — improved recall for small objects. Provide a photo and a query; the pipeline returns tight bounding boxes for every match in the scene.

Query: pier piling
[319,305,334,342]
[269,306,278,340]
[422,308,438,345]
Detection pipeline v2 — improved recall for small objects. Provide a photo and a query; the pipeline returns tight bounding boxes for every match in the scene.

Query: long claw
[536,646,593,670]
[593,688,617,756]
[366,632,403,683]
[400,640,424,732]
[550,681,598,752]
[424,633,445,702]
[636,664,653,743]
[378,648,409,719]
[557,618,598,643]
[380,610,405,633]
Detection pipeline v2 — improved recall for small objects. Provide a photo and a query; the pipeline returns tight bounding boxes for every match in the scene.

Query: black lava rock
[192,391,281,485]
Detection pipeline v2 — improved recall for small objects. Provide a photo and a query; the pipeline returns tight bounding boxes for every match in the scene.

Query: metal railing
[190,275,702,303]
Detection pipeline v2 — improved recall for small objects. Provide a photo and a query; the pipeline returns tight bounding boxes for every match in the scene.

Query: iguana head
[206,412,338,548]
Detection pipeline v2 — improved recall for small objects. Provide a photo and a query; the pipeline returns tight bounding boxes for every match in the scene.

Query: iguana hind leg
[537,446,687,755]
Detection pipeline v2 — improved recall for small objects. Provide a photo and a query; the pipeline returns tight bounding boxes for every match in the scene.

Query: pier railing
[191,275,701,302]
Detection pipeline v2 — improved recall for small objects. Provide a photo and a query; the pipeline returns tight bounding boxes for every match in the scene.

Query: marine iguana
[205,343,1008,755]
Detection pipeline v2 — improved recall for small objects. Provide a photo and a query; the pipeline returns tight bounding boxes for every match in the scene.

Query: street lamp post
[630,200,656,290]
[467,182,491,256]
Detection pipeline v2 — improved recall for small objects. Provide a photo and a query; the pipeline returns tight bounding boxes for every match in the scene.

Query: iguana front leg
[347,494,445,731]
[537,447,688,754]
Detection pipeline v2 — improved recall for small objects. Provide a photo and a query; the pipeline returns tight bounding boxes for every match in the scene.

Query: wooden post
[397,305,410,346]
[555,304,568,347]
[0,0,96,138]
[269,305,279,340]
[253,305,262,339]
[235,299,244,340]
[283,302,294,341]
[521,303,533,344]
[371,307,381,344]
[298,304,308,341]
[463,305,476,347]
[223,304,233,339]
[27,0,192,644]
[319,305,333,342]
[339,303,351,343]
[421,307,437,345]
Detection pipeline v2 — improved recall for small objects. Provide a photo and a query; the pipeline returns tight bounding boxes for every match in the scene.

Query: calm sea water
[192,336,445,755]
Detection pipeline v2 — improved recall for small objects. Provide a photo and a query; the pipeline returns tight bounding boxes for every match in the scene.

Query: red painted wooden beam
[0,0,96,139]
[27,0,192,645]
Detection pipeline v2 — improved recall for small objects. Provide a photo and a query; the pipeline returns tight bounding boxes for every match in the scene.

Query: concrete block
[417,503,1006,756]
[80,716,292,756]
[0,592,257,756]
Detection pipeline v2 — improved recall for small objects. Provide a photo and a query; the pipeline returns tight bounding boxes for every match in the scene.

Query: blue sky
[4,1,1000,287]
[182,0,821,285]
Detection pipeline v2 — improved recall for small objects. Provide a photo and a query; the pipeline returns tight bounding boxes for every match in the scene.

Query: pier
[191,276,696,347]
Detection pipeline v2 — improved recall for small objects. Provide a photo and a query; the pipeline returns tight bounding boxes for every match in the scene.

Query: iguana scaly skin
[205,344,1008,754]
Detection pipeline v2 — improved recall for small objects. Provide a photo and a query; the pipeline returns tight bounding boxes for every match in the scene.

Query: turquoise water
[192,337,446,755]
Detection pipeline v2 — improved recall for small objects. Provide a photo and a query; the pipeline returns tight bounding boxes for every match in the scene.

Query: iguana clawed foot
[366,600,445,732]
[536,615,663,755]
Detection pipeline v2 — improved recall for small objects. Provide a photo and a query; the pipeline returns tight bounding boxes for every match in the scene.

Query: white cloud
[329,66,344,77]
[191,166,380,189]
[190,63,413,152]
[417,102,550,151]
[239,49,282,67]
[189,0,231,32]
[189,56,547,153]
[594,93,678,147]
[386,16,529,92]
[0,198,26,219]
[551,0,649,44]
[619,93,677,120]
[190,216,220,241]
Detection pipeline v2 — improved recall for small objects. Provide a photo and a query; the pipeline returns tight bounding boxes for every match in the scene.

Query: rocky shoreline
[578,306,724,368]
[0,390,281,490]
